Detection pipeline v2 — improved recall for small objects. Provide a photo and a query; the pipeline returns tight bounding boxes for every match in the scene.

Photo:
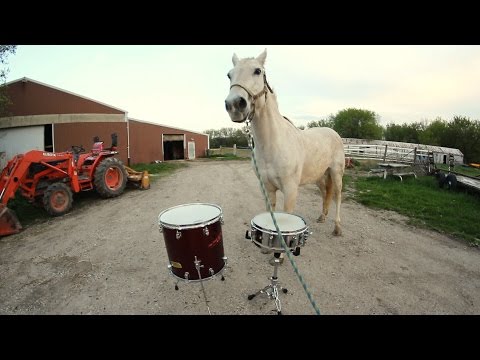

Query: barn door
[187,141,195,160]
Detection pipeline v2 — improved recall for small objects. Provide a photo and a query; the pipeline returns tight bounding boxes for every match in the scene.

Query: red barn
[0,77,209,168]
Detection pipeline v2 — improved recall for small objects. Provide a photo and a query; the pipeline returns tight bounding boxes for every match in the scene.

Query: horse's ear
[256,49,267,66]
[232,53,239,66]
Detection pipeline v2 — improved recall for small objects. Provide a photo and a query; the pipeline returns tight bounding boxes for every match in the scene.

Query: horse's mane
[268,89,299,131]
[282,116,299,130]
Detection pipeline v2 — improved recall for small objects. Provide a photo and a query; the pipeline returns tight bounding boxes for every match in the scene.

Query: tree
[418,118,448,146]
[384,121,425,143]
[442,116,480,163]
[331,108,383,140]
[307,118,334,129]
[384,116,480,163]
[0,45,17,117]
[384,123,405,141]
[204,127,248,148]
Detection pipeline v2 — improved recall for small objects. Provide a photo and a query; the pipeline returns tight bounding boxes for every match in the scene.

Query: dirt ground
[1,159,479,315]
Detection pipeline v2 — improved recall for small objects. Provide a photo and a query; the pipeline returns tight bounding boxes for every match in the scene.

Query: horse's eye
[254,68,262,75]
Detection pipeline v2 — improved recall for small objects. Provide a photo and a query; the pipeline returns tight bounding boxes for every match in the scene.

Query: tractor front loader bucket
[0,204,22,236]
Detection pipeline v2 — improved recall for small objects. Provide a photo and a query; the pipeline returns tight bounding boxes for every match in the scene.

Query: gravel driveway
[1,160,479,315]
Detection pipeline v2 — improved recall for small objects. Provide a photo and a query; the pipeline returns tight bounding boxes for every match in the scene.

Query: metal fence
[207,146,252,158]
[208,143,453,166]
[344,144,431,164]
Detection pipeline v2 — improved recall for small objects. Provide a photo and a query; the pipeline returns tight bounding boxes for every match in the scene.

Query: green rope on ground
[246,123,321,315]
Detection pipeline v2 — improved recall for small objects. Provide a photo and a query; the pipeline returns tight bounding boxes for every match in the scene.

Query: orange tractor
[0,134,149,236]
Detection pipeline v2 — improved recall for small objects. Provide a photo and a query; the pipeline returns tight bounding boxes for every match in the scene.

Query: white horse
[224,49,345,238]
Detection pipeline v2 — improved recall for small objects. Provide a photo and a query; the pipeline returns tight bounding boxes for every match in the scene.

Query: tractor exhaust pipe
[0,204,22,236]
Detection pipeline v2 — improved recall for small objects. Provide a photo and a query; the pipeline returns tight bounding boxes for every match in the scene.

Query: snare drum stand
[247,255,288,315]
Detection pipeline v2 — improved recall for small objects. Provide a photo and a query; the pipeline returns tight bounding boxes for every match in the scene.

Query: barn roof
[5,77,128,114]
[128,117,208,137]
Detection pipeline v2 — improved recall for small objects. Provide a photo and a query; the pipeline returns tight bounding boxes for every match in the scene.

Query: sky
[4,45,480,133]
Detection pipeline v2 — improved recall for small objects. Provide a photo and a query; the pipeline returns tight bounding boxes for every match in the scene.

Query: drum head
[252,212,306,233]
[159,203,222,228]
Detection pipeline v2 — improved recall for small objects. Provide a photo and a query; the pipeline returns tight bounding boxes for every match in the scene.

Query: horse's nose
[238,97,247,110]
[225,96,247,112]
[225,99,232,112]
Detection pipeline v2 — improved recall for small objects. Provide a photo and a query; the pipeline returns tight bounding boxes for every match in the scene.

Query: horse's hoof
[317,215,326,223]
[333,228,342,236]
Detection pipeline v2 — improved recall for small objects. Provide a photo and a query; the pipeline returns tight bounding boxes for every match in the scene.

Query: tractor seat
[91,142,104,155]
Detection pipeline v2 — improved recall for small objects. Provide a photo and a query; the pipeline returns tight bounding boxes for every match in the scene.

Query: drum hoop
[158,203,223,230]
[251,212,308,235]
[161,216,222,230]
[251,223,308,236]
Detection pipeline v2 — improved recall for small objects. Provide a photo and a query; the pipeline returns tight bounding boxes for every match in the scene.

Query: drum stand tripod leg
[194,256,212,315]
[220,256,228,281]
[247,258,288,315]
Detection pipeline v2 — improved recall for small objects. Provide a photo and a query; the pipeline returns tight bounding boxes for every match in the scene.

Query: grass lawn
[349,173,480,245]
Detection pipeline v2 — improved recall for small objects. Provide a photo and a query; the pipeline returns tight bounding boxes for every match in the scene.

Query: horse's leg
[265,182,277,211]
[316,175,326,222]
[271,182,299,264]
[282,182,299,213]
[330,170,343,236]
[317,173,334,223]
[261,182,277,255]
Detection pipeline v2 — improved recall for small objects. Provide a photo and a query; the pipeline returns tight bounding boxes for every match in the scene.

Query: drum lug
[176,230,182,239]
[203,226,209,236]
[289,236,296,248]
[184,272,190,282]
[220,216,224,225]
[209,268,215,276]
[301,231,312,246]
[245,228,256,240]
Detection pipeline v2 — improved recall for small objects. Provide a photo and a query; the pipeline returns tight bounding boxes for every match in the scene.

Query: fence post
[233,144,237,156]
[413,147,417,165]
[383,145,388,162]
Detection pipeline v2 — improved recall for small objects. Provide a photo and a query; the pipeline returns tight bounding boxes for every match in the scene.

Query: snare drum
[158,203,226,282]
[250,212,309,252]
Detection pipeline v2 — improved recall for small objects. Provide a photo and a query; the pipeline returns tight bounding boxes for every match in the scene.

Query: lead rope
[245,121,321,315]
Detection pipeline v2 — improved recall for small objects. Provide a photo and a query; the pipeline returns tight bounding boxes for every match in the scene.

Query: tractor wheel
[437,172,446,188]
[94,157,128,198]
[43,183,73,216]
[445,173,457,190]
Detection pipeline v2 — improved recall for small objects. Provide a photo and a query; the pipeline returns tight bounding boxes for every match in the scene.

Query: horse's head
[225,49,270,123]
